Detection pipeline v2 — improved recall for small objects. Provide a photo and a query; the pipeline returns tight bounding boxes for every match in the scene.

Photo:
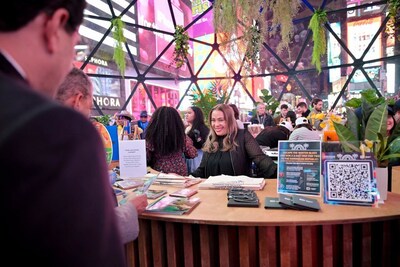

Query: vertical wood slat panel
[165,222,179,267]
[125,242,135,267]
[138,219,154,267]
[322,225,333,267]
[280,226,298,267]
[149,220,164,267]
[219,226,231,267]
[238,226,257,267]
[342,224,353,267]
[199,225,212,267]
[302,226,318,267]
[259,226,278,267]
[183,224,194,267]
[361,222,371,267]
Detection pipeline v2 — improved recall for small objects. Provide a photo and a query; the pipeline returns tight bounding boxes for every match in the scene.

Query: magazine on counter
[145,196,201,215]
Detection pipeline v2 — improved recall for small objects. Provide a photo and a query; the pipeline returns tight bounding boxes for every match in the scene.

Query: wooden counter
[124,180,400,267]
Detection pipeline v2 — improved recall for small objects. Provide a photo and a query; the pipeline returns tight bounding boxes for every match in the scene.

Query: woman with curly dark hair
[185,106,210,173]
[146,106,197,176]
[191,104,277,178]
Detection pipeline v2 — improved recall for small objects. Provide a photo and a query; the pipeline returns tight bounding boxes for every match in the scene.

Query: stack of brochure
[150,173,202,188]
[198,175,266,190]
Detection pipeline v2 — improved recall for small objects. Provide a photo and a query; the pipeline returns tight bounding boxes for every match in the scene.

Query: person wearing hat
[289,117,320,140]
[137,110,149,138]
[116,110,134,139]
[255,121,293,148]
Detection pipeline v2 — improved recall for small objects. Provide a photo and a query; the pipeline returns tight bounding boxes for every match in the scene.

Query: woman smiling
[191,104,277,178]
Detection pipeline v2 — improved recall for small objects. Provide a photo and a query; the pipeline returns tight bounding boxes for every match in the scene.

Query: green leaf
[333,121,358,152]
[387,136,400,154]
[345,98,362,108]
[346,107,360,140]
[364,103,387,142]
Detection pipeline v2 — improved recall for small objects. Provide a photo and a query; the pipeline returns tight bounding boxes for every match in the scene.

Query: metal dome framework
[79,0,400,115]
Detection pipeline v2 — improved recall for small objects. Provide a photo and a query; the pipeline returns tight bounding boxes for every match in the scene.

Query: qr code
[326,161,373,202]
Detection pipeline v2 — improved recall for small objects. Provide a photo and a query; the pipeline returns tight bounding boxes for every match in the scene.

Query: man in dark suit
[0,2,126,266]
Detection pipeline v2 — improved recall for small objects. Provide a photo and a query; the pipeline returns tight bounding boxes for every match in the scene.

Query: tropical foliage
[333,90,400,166]
[189,81,228,122]
[112,17,126,76]
[257,89,280,115]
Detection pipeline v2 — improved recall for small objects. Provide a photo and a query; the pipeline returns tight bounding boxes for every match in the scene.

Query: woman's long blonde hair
[203,104,238,153]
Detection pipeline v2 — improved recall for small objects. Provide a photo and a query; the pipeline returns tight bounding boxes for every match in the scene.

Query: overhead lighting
[74,45,89,50]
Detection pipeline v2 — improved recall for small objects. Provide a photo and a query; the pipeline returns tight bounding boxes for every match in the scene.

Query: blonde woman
[192,104,276,178]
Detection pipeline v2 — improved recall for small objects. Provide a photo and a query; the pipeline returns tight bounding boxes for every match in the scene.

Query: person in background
[289,117,321,140]
[0,1,126,266]
[256,121,293,148]
[137,110,149,138]
[273,104,296,126]
[185,106,210,173]
[56,68,148,244]
[229,103,244,129]
[387,105,396,136]
[146,106,197,176]
[250,102,275,127]
[192,104,277,178]
[393,99,400,124]
[308,98,324,129]
[296,101,311,118]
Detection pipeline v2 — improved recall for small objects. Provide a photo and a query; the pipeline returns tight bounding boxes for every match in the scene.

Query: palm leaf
[333,121,358,152]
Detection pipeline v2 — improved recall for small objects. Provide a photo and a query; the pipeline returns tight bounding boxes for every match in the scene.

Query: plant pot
[375,167,388,201]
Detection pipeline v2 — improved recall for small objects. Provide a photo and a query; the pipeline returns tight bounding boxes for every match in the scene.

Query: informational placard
[277,141,321,196]
[118,140,147,178]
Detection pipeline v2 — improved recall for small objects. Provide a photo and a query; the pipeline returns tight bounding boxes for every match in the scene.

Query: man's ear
[72,93,84,110]
[43,9,70,53]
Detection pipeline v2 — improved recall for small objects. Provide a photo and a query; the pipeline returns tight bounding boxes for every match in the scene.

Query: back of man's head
[56,68,92,102]
[0,1,86,33]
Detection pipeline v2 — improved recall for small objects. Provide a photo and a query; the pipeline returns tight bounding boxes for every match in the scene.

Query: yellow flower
[320,122,326,129]
[364,139,373,149]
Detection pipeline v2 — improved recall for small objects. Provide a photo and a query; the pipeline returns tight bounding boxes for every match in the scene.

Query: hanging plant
[244,24,262,67]
[267,0,301,54]
[173,25,189,69]
[112,17,126,76]
[309,9,328,74]
[386,0,400,41]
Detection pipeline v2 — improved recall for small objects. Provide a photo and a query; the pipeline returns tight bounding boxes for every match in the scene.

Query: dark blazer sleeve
[243,131,277,178]
[191,151,208,178]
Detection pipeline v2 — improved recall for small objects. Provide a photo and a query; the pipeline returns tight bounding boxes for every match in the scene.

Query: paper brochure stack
[198,175,266,190]
[149,173,202,188]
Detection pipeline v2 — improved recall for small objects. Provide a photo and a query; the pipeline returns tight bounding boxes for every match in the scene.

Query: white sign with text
[118,140,147,178]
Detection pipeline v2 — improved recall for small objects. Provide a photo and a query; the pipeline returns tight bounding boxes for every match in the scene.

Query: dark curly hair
[145,106,186,155]
[0,0,86,33]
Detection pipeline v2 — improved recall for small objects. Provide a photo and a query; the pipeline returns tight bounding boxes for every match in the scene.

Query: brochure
[198,175,265,190]
[169,188,198,198]
[145,196,201,215]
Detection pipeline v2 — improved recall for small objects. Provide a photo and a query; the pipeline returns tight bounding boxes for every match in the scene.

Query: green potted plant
[333,90,400,167]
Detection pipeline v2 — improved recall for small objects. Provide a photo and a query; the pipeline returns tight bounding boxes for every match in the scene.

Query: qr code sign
[326,161,373,203]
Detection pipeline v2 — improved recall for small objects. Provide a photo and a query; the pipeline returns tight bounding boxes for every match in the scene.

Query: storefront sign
[93,96,121,109]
